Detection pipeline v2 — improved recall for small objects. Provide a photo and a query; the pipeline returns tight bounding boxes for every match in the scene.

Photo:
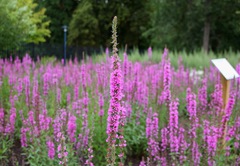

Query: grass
[90,48,240,70]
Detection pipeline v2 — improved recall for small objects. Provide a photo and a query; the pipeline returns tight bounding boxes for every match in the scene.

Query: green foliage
[0,0,50,49]
[68,0,99,46]
[23,141,51,166]
[25,7,51,44]
[91,49,240,70]
[147,0,240,52]
[0,136,14,165]
[40,56,57,66]
[0,0,28,49]
[23,130,78,166]
[18,0,51,44]
[124,112,147,158]
[145,0,204,50]
[66,0,151,48]
[44,0,240,52]
[0,77,10,110]
[37,0,79,43]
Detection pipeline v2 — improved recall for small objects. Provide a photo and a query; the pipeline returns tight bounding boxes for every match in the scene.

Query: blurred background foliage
[0,0,50,49]
[1,0,240,53]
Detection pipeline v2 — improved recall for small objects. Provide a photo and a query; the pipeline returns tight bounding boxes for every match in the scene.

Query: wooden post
[221,74,230,110]
[211,58,240,152]
[220,74,230,150]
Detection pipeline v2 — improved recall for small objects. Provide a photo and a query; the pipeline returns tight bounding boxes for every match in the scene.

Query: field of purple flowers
[0,17,240,166]
[0,47,239,165]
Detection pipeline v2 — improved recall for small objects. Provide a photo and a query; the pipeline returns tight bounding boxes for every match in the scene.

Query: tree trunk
[203,21,210,53]
[203,0,210,53]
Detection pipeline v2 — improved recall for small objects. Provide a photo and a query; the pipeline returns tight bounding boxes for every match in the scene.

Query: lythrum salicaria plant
[106,16,126,166]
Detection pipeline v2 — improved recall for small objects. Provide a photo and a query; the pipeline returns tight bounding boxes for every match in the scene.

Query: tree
[147,0,240,52]
[0,0,29,49]
[208,0,240,52]
[68,0,99,46]
[67,0,152,49]
[202,0,211,53]
[146,0,203,51]
[0,0,50,49]
[24,2,51,44]
[37,0,79,43]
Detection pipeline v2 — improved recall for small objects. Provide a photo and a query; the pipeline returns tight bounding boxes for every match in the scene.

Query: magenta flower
[98,93,104,117]
[161,47,168,63]
[106,54,123,142]
[0,108,4,133]
[222,92,235,123]
[146,108,152,138]
[159,58,171,105]
[74,84,79,101]
[198,78,207,111]
[169,99,179,154]
[148,47,152,59]
[67,114,77,143]
[82,93,90,148]
[192,141,201,165]
[220,92,235,140]
[169,99,179,131]
[53,109,67,143]
[186,88,197,121]
[9,107,16,133]
[160,127,168,152]
[203,120,211,149]
[24,76,30,106]
[20,127,28,147]
[57,88,61,103]
[39,113,51,132]
[123,52,128,79]
[160,157,167,166]
[67,93,71,105]
[57,135,68,165]
[47,140,55,159]
[186,88,198,139]
[206,126,218,166]
[85,147,94,166]
[139,160,146,166]
[43,73,50,96]
[17,78,23,96]
[209,84,223,115]
[225,146,230,156]
[146,112,159,161]
[118,106,127,156]
[32,80,39,108]
[81,64,87,92]
[105,47,109,59]
[106,16,126,165]
[179,127,188,164]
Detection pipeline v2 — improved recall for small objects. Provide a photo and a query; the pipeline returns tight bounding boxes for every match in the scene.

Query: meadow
[0,45,239,166]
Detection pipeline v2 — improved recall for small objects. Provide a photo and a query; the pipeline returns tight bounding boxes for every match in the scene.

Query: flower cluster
[169,99,179,154]
[106,16,126,165]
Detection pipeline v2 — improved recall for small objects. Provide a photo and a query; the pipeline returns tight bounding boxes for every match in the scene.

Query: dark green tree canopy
[67,0,152,49]
[37,0,240,52]
[147,0,240,52]
[37,0,79,43]
[0,0,50,49]
[68,0,99,46]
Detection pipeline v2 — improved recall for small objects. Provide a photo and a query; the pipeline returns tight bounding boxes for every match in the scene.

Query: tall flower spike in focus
[106,16,125,166]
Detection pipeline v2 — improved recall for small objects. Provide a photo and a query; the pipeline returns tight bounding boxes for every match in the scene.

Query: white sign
[211,58,239,80]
